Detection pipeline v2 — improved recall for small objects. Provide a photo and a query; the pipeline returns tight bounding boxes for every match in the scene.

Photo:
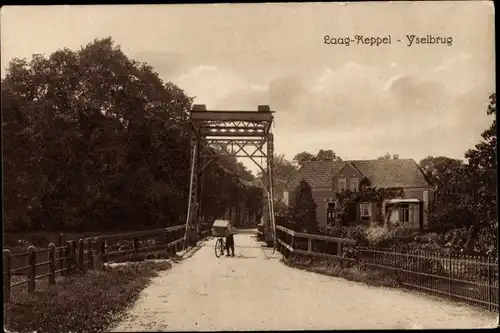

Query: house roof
[285,159,430,190]
[285,160,344,189]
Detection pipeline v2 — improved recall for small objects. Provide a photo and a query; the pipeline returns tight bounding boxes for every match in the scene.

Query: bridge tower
[184,105,276,249]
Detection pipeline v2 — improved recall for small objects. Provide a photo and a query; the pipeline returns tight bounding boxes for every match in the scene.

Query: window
[283,191,289,206]
[326,201,336,225]
[360,202,372,218]
[338,177,347,191]
[399,204,410,223]
[350,178,359,192]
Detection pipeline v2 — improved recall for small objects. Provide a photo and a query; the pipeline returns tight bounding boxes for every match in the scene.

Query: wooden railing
[3,224,187,302]
[275,225,357,260]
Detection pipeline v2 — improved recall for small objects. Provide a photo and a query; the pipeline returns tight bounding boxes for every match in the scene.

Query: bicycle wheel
[215,238,222,258]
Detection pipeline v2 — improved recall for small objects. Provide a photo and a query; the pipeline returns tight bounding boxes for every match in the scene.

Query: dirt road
[112,232,497,331]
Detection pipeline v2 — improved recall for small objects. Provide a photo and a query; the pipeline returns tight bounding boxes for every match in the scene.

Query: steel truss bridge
[183,104,277,250]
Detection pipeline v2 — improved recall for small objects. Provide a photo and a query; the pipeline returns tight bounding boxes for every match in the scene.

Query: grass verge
[282,254,399,288]
[4,260,172,333]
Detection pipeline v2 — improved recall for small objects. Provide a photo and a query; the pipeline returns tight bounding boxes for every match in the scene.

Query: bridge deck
[112,232,496,331]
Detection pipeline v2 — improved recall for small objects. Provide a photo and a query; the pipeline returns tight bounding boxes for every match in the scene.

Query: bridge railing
[3,224,188,302]
[93,224,186,262]
[275,225,357,260]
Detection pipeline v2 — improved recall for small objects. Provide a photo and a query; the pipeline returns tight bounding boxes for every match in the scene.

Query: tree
[2,37,259,232]
[293,149,342,167]
[418,156,472,228]
[463,93,497,254]
[290,180,317,232]
[378,153,400,160]
[256,153,297,202]
[316,149,342,161]
[415,94,496,255]
[293,151,315,167]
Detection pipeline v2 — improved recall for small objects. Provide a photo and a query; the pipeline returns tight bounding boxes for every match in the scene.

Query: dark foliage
[288,180,318,232]
[2,37,262,233]
[418,93,497,255]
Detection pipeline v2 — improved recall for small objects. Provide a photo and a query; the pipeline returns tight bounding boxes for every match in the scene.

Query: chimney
[258,105,270,112]
[192,104,207,111]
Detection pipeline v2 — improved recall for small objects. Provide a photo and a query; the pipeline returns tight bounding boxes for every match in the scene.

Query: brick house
[283,159,435,230]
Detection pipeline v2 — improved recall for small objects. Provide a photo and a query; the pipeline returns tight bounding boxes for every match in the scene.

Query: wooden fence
[3,224,186,302]
[275,225,499,312]
[276,225,357,259]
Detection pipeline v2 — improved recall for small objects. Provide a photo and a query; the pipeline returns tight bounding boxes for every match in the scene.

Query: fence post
[307,238,312,253]
[3,249,11,302]
[166,231,172,256]
[72,240,77,267]
[448,252,452,300]
[48,243,56,285]
[337,241,342,257]
[355,247,361,263]
[277,231,281,252]
[62,243,69,276]
[87,238,94,270]
[67,241,74,275]
[171,231,176,253]
[27,246,36,293]
[171,231,176,255]
[78,239,84,270]
[393,248,397,280]
[133,237,139,253]
[487,255,491,311]
[58,233,67,276]
[100,241,106,264]
[177,229,181,252]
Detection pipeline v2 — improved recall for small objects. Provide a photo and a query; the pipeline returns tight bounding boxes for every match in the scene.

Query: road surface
[112,232,497,331]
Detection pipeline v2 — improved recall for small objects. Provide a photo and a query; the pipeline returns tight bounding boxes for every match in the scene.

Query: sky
[1,2,496,175]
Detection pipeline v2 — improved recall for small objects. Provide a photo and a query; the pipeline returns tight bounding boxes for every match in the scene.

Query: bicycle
[214,237,226,258]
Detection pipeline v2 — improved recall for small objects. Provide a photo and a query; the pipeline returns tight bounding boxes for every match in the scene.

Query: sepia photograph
[1,2,498,331]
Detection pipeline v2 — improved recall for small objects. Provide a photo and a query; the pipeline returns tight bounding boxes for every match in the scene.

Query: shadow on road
[233,254,259,259]
[170,242,205,263]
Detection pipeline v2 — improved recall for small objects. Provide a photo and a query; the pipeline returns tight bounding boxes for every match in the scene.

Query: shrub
[290,180,318,233]
[283,254,398,288]
[316,225,370,246]
[338,225,369,245]
[365,225,389,245]
[4,261,172,333]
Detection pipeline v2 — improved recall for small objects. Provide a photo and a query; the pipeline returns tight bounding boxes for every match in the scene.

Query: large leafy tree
[418,156,473,227]
[416,93,496,255]
[292,151,315,167]
[293,149,342,167]
[316,149,342,162]
[463,93,497,253]
[2,37,260,232]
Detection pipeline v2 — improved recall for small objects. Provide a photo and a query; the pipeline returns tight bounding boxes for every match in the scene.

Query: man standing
[225,222,237,257]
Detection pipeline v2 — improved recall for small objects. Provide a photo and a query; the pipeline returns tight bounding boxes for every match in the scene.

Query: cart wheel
[215,238,223,258]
